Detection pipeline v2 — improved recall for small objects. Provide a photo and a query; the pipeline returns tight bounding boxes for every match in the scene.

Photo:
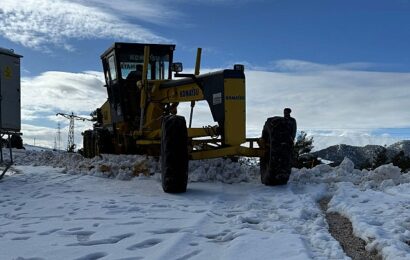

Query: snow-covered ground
[1,149,410,260]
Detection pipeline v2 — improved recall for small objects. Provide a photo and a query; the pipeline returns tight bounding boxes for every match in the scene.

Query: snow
[1,149,410,259]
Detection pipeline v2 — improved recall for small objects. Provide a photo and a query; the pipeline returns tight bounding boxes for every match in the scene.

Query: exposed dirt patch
[319,197,382,260]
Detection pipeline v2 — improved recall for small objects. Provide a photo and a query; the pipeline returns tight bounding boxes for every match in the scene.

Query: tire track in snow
[202,184,348,259]
[319,197,382,260]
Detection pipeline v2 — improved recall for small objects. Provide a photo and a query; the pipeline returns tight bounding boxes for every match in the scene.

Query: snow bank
[189,158,259,183]
[290,157,410,259]
[290,157,410,190]
[15,150,410,190]
[329,182,410,259]
[13,150,259,183]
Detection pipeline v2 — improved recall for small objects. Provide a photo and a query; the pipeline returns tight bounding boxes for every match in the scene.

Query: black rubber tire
[96,129,113,155]
[260,116,294,185]
[83,129,113,158]
[161,115,189,193]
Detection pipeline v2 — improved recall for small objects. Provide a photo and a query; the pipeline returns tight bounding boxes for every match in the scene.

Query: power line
[56,112,91,152]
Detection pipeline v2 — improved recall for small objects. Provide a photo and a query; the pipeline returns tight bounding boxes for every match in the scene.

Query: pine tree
[294,131,314,155]
[293,131,320,168]
[392,150,410,172]
[359,158,372,170]
[372,147,389,169]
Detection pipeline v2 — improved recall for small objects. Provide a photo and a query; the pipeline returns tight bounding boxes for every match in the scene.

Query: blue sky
[1,0,409,149]
[4,0,410,74]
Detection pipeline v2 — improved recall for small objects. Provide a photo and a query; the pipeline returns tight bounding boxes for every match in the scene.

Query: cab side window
[108,55,117,81]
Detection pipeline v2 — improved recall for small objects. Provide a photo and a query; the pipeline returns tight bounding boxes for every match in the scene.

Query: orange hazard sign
[4,66,12,79]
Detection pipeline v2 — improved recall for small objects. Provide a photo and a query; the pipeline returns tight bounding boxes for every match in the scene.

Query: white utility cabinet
[0,47,22,132]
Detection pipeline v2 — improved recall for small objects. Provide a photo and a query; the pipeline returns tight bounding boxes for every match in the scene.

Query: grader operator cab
[83,42,296,193]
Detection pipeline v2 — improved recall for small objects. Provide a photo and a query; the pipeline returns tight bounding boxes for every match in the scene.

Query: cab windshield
[119,53,170,80]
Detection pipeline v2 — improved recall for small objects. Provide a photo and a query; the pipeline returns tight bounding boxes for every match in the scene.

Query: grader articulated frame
[83,42,295,193]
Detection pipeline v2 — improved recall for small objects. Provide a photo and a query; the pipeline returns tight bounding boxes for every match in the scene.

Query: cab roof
[0,47,23,58]
[100,42,176,59]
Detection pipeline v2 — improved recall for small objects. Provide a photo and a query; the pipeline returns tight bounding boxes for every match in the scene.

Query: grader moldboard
[83,42,295,193]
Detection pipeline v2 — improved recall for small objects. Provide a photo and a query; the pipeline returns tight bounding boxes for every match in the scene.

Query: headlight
[171,62,183,73]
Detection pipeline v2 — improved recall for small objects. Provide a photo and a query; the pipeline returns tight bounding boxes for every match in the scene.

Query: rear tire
[83,129,113,158]
[260,117,294,185]
[161,115,189,193]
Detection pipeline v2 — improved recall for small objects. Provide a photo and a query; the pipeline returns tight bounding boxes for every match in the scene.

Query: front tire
[161,115,189,193]
[260,117,294,185]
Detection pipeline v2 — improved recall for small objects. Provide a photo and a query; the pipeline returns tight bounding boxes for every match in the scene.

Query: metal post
[0,65,2,136]
[139,46,150,132]
[195,48,202,76]
[0,138,3,163]
[8,134,12,164]
[189,48,201,128]
[189,101,195,128]
[0,67,3,163]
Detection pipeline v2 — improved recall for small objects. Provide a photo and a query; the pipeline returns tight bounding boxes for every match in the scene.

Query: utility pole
[56,112,91,152]
[68,115,75,152]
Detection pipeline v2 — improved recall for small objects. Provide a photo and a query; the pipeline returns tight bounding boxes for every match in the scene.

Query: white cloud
[230,60,380,73]
[242,65,410,149]
[243,64,410,129]
[173,0,259,5]
[21,120,93,150]
[270,59,379,72]
[21,71,107,116]
[21,124,56,148]
[0,0,255,52]
[304,129,403,151]
[0,0,169,51]
[75,0,181,25]
[20,71,106,149]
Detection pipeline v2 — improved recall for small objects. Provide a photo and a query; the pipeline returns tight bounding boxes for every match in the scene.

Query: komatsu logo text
[180,89,199,97]
[225,95,245,100]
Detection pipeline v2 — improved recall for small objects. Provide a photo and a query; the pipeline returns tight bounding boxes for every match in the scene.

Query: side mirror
[234,64,245,72]
[171,62,183,73]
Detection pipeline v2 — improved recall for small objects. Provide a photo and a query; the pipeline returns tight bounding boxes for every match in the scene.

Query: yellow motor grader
[83,42,295,193]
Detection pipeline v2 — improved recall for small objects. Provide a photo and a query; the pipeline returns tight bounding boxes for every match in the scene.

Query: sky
[1,0,410,149]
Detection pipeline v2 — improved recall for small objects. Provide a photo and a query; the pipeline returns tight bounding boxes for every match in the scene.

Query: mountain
[312,140,410,167]
[386,140,410,158]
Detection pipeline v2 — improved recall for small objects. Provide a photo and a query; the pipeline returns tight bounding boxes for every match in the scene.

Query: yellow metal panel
[237,146,264,157]
[224,78,246,146]
[143,103,163,131]
[189,146,262,160]
[136,140,161,145]
[133,129,161,139]
[101,100,112,126]
[190,146,239,160]
[152,83,204,103]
